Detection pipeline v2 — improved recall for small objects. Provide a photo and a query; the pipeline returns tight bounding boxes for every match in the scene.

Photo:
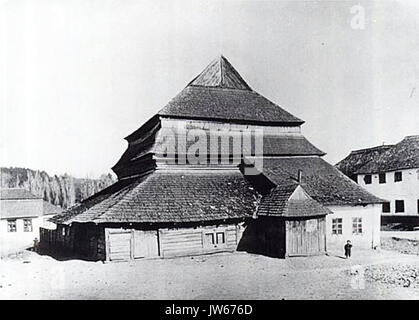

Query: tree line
[0,167,115,209]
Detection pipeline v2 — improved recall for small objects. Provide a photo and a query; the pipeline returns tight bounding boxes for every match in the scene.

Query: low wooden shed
[239,183,331,258]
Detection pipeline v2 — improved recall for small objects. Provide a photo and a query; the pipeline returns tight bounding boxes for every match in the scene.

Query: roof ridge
[403,135,419,140]
[350,144,394,154]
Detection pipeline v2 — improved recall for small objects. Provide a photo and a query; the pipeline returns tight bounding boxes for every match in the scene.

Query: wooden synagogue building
[41,56,383,261]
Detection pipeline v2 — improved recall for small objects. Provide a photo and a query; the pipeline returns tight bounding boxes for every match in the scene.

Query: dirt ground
[0,246,418,300]
[381,231,419,255]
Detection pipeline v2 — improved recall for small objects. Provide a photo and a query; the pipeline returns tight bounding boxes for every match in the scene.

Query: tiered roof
[52,56,382,226]
[158,56,303,125]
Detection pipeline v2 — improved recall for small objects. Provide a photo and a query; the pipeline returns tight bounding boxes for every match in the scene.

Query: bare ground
[0,247,418,300]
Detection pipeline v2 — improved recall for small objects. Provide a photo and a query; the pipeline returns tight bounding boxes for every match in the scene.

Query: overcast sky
[1,0,418,178]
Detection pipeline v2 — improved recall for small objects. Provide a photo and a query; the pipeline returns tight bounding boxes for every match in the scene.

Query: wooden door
[286,218,326,256]
[107,230,132,261]
[133,230,159,259]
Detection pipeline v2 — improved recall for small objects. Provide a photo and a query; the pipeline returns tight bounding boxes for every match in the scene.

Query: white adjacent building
[336,135,419,217]
[0,188,60,255]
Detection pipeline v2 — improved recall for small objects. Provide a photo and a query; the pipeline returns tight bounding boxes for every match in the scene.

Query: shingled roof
[158,56,304,125]
[51,169,259,225]
[336,145,393,177]
[113,130,325,171]
[252,157,385,206]
[188,55,251,90]
[355,135,419,174]
[257,184,332,217]
[0,188,42,200]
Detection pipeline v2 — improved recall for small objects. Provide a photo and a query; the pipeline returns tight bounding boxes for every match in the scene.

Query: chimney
[297,170,303,184]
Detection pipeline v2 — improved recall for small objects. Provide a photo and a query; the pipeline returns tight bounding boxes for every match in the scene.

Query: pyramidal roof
[158,55,304,125]
[188,55,251,90]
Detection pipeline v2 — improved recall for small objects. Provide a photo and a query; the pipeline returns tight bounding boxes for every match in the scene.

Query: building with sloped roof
[336,145,394,182]
[242,183,332,258]
[44,56,383,261]
[337,136,419,218]
[0,188,61,254]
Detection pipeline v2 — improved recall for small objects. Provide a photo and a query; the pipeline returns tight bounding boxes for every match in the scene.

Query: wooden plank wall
[104,223,243,261]
[286,217,326,256]
[159,224,239,258]
[105,228,132,261]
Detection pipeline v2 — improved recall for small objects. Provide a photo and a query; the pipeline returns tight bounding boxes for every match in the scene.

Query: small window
[395,200,405,213]
[203,230,226,248]
[394,171,402,182]
[352,217,362,235]
[216,232,225,244]
[204,233,215,246]
[332,218,343,235]
[7,219,17,232]
[382,202,390,213]
[379,173,386,184]
[363,175,372,184]
[23,219,33,232]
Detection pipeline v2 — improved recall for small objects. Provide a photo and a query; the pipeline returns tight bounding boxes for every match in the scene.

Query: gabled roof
[336,145,393,177]
[257,184,332,217]
[250,156,385,206]
[51,169,259,225]
[0,188,42,200]
[188,55,251,90]
[355,135,419,174]
[157,56,304,125]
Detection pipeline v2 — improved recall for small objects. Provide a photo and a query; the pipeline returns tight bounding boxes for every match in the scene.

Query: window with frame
[23,219,33,232]
[395,200,405,213]
[332,218,343,235]
[382,202,390,213]
[379,173,386,184]
[363,175,372,184]
[394,171,402,182]
[203,230,226,248]
[7,219,17,232]
[352,217,362,235]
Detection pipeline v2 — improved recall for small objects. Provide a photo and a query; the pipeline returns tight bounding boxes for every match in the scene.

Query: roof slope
[189,55,251,90]
[257,184,332,217]
[0,188,42,200]
[336,145,393,177]
[255,157,384,206]
[158,56,303,125]
[52,170,259,225]
[43,201,63,216]
[356,135,419,174]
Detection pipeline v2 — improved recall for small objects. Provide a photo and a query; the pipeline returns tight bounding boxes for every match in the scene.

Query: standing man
[344,240,352,259]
